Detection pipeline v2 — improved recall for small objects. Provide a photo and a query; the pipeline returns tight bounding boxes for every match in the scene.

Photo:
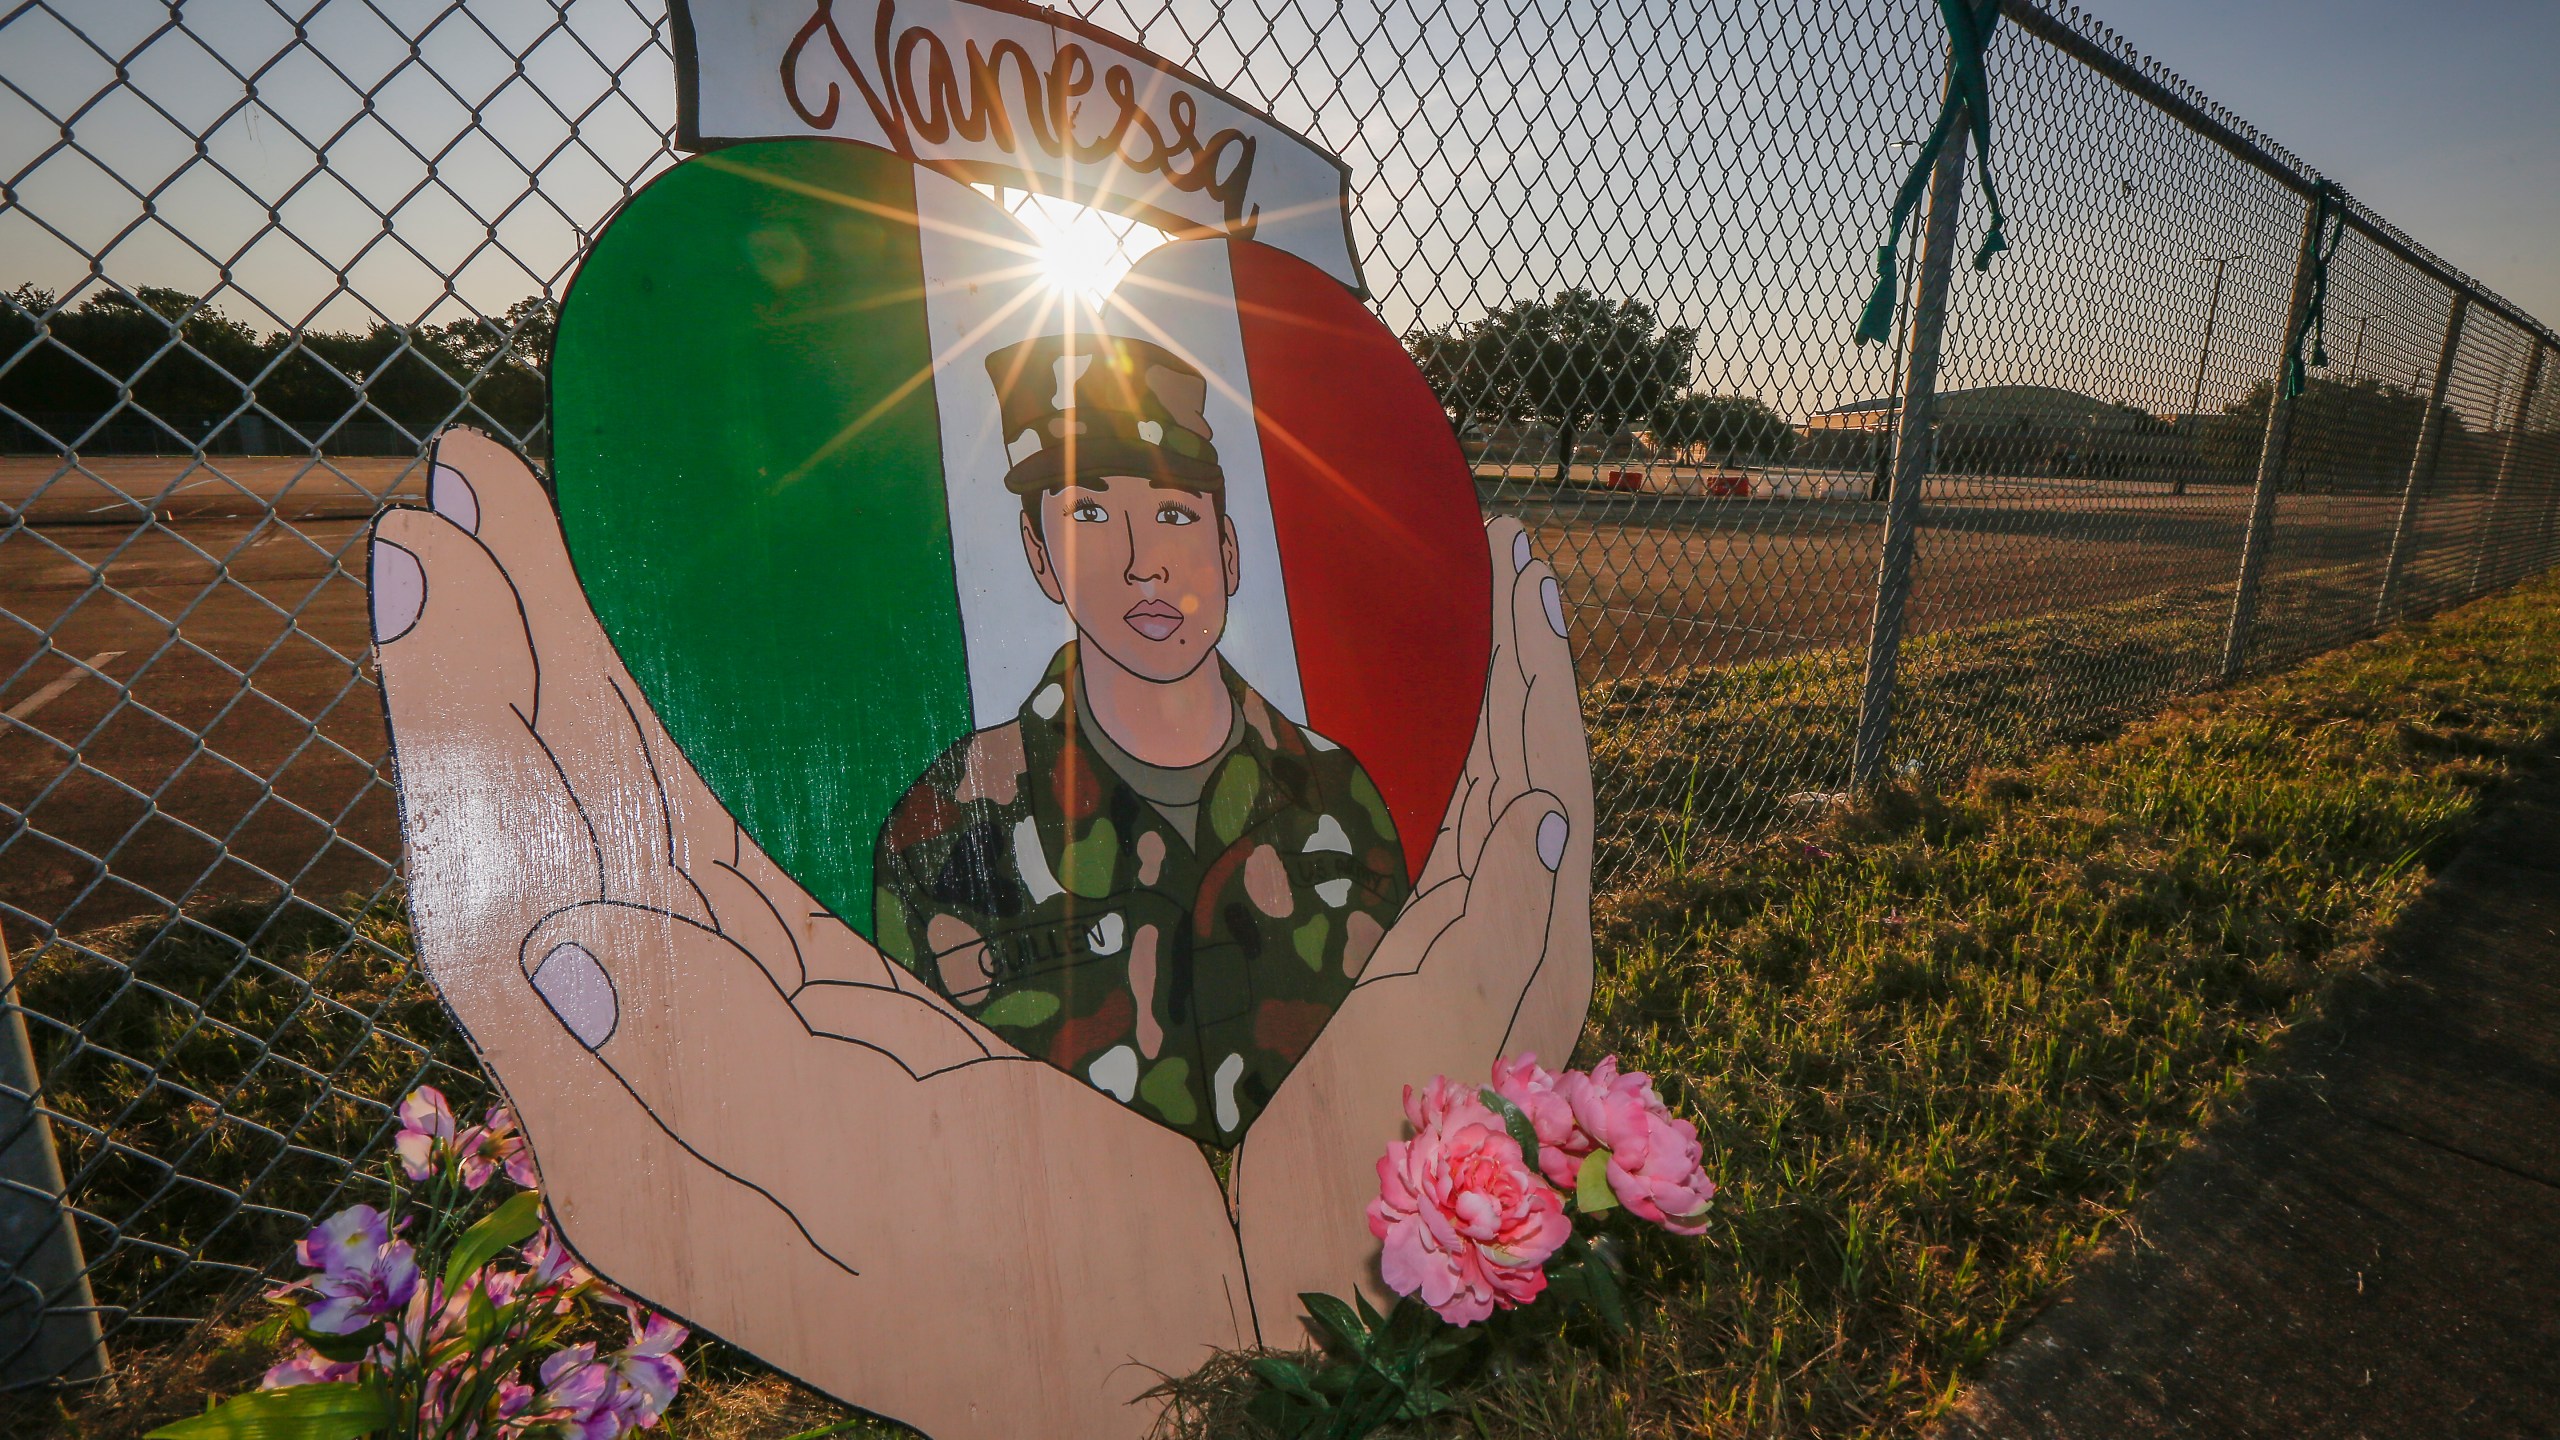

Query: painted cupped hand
[372,428,1592,1436]
[1231,515,1596,1343]
[373,429,1251,1440]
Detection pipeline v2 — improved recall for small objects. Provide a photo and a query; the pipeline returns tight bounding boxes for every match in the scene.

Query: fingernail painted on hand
[1512,530,1533,574]
[430,463,480,534]
[370,539,424,643]
[1540,576,1567,639]
[1537,811,1569,871]
[533,942,619,1049]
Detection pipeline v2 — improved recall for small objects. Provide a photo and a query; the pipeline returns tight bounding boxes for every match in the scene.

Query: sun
[978,186,1172,305]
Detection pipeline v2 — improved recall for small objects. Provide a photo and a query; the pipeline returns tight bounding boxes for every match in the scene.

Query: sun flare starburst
[978,186,1173,305]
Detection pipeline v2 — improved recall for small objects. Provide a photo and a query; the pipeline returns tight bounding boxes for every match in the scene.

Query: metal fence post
[2468,342,2547,596]
[1,951,106,1388]
[2220,197,2331,682]
[1850,105,1971,792]
[2374,295,2470,626]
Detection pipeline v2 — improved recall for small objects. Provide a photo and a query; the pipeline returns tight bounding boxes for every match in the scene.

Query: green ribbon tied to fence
[1855,0,2010,347]
[2284,182,2349,397]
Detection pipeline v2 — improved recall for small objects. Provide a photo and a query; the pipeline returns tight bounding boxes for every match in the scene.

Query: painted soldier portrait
[872,334,1409,1143]
[379,33,1594,1430]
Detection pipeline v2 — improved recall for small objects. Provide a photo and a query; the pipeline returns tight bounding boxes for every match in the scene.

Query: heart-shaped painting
[551,139,1488,1141]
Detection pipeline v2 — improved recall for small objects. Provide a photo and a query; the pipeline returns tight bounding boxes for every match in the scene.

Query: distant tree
[2204,374,2456,492]
[2,282,553,452]
[1654,392,1795,466]
[432,296,559,372]
[1407,288,1696,482]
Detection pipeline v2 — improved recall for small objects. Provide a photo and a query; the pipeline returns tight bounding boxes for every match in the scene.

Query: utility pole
[2180,254,2239,496]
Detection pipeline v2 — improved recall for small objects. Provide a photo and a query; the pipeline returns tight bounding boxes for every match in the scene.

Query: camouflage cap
[985,333,1224,495]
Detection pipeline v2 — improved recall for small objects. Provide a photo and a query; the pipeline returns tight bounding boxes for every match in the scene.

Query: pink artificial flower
[304,1236,420,1334]
[395,1086,459,1181]
[1488,1053,1593,1191]
[452,1106,539,1192]
[417,1359,464,1432]
[297,1205,391,1278]
[486,1106,541,1189]
[450,1125,495,1191]
[1367,1076,1570,1326]
[475,1266,526,1308]
[1557,1058,1718,1234]
[259,1342,357,1389]
[522,1222,592,1292]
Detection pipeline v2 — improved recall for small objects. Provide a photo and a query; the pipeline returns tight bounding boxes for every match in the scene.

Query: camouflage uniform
[873,641,1409,1143]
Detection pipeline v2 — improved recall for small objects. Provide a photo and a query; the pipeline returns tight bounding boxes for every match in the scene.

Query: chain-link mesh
[2,0,2554,1388]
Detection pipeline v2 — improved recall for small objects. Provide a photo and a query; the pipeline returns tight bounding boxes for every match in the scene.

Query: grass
[1585,567,2386,880]
[1441,567,2560,1435]
[5,893,483,1333]
[12,567,2559,1438]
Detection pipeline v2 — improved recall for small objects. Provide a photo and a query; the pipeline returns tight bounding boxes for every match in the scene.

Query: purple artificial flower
[395,1085,459,1181]
[304,1237,420,1335]
[538,1344,620,1440]
[296,1205,392,1278]
[615,1314,689,1424]
[534,1315,691,1439]
[494,1376,537,1424]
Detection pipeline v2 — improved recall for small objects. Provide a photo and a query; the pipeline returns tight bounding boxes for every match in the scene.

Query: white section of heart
[911,169,1307,732]
[678,0,1362,291]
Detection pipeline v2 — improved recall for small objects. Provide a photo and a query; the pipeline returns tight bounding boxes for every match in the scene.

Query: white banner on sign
[670,0,1366,293]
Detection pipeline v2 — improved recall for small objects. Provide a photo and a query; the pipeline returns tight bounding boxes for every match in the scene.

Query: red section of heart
[1227,239,1492,881]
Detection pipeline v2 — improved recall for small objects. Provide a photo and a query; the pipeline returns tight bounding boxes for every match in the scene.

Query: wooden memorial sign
[369,3,1592,1434]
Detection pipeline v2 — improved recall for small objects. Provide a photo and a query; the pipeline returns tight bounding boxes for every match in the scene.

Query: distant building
[1803,396,1901,432]
[1802,385,2178,479]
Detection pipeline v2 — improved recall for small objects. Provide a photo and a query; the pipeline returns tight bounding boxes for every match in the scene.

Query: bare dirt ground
[3,456,424,946]
[1489,478,2451,684]
[0,457,2509,947]
[1,455,425,524]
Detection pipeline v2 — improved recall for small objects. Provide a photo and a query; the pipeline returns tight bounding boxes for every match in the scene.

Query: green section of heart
[551,140,968,936]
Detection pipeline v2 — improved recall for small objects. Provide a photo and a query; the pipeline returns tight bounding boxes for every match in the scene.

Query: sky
[1,0,2550,424]
[2086,0,2560,324]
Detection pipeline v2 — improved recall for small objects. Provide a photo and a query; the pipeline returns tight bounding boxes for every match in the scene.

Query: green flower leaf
[1478,1086,1541,1171]
[1248,1355,1323,1401]
[1298,1291,1368,1354]
[144,1381,394,1440]
[464,1283,501,1348]
[443,1188,544,1291]
[1351,1287,1386,1333]
[286,1310,376,1364]
[1576,1147,1619,1214]
[1576,1247,1633,1332]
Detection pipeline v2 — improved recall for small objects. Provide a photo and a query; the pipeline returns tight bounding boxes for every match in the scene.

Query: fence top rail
[2008,1,2560,354]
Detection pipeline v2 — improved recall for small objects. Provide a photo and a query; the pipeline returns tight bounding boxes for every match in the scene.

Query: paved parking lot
[0,454,2504,946]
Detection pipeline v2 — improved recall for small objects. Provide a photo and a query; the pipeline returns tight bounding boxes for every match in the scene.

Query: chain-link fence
[3,0,2554,1390]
